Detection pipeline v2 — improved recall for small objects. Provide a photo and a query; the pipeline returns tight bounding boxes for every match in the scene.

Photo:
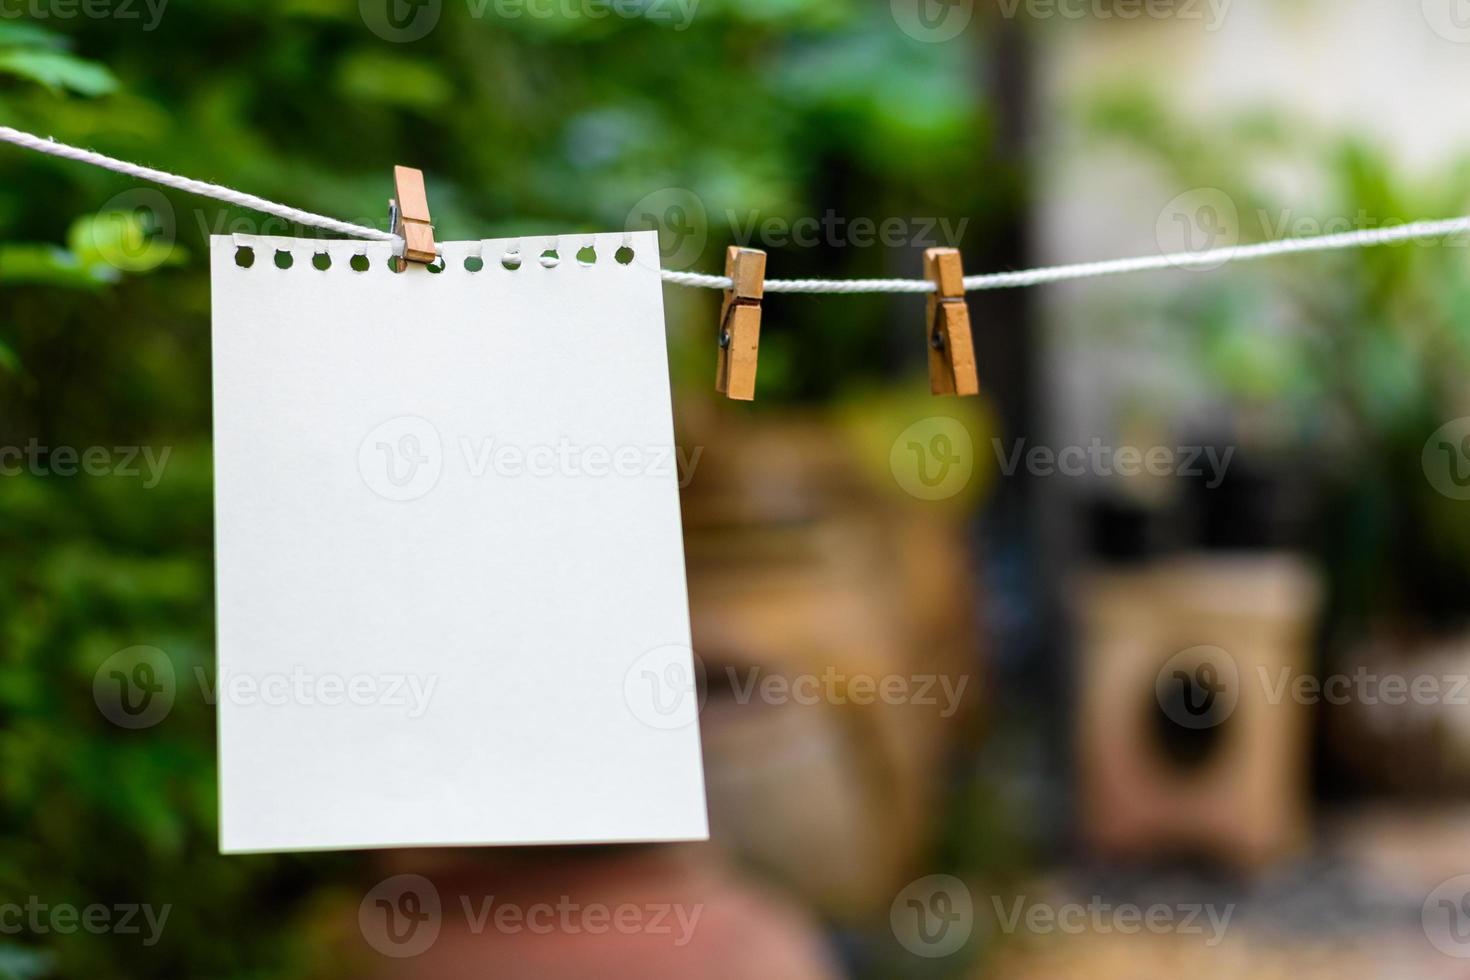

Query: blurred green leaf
[0,943,54,980]
[67,211,188,276]
[0,337,18,374]
[0,50,117,97]
[0,22,69,51]
[0,245,117,289]
[333,52,453,111]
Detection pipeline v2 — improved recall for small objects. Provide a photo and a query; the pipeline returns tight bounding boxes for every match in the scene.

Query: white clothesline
[4,124,1468,294]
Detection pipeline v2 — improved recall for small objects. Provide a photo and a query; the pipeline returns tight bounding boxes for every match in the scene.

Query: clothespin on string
[716,246,766,401]
[924,247,979,397]
[390,165,435,271]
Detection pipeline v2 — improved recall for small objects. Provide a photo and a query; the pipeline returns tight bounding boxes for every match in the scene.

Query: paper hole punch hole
[224,243,643,274]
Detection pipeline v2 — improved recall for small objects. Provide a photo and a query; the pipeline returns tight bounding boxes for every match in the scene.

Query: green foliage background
[0,4,1003,977]
[8,4,1470,977]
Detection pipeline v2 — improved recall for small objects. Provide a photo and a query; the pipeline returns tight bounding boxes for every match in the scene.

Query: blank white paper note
[210,232,707,853]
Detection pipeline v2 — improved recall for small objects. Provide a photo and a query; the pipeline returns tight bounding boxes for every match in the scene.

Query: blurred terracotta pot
[332,848,840,980]
[679,403,981,919]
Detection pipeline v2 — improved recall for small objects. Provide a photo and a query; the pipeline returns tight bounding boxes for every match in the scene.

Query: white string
[657,270,736,290]
[962,216,1470,291]
[5,125,1470,293]
[765,277,936,294]
[0,126,402,249]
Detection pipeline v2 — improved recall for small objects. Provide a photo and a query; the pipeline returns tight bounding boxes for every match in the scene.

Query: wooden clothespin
[390,165,435,270]
[716,246,766,401]
[923,248,979,397]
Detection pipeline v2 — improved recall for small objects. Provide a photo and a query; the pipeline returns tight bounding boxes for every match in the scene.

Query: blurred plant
[1077,87,1470,630]
[0,23,116,97]
[0,8,1010,977]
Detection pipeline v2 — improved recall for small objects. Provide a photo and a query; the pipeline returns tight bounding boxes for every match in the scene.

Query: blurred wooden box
[1075,554,1320,868]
